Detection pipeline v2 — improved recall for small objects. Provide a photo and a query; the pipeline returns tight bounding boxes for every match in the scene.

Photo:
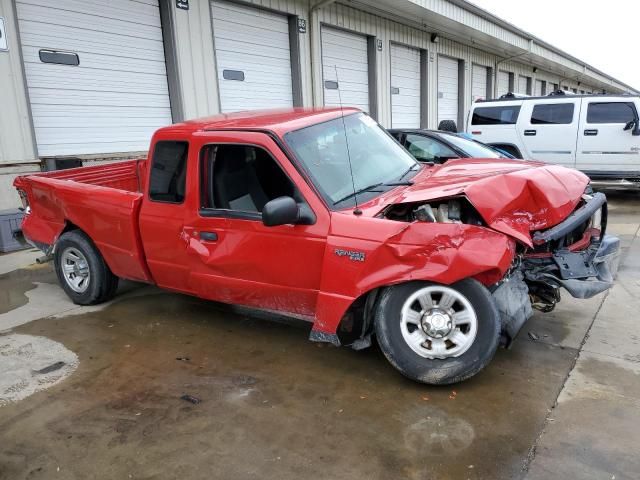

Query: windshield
[285,113,419,208]
[439,133,504,159]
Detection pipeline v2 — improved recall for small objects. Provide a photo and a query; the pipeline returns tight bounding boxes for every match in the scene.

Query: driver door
[184,132,329,317]
[576,99,640,174]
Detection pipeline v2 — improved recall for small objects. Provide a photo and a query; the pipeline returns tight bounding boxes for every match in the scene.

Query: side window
[531,103,575,125]
[149,141,188,203]
[471,106,521,125]
[200,145,296,215]
[404,134,458,163]
[587,102,636,124]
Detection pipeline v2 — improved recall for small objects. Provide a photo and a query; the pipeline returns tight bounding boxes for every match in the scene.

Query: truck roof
[157,107,361,136]
[475,93,639,105]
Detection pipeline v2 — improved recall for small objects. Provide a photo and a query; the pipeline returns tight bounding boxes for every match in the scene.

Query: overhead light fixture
[533,67,538,73]
[431,33,440,43]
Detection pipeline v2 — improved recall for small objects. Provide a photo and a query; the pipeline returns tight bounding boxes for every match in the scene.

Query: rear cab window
[471,105,521,125]
[149,141,189,203]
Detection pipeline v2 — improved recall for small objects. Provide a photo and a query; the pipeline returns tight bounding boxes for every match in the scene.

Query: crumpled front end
[522,191,620,302]
[494,191,620,345]
[379,187,619,346]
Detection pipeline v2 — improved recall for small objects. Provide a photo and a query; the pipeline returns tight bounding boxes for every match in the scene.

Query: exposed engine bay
[381,197,485,226]
[380,192,620,346]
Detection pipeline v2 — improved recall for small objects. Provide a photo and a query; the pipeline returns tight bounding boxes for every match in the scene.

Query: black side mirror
[624,119,640,136]
[262,197,315,227]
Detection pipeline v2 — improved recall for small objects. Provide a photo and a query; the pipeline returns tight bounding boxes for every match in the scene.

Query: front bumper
[523,234,620,300]
[551,234,620,299]
[525,191,620,299]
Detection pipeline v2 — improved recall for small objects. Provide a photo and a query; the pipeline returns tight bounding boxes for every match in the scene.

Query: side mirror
[624,119,640,136]
[262,197,315,227]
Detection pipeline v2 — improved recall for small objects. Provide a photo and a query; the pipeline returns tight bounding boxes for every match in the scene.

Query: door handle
[199,231,218,242]
[584,129,598,136]
[524,130,537,136]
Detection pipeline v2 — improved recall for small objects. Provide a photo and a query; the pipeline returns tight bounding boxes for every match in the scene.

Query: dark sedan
[389,129,515,164]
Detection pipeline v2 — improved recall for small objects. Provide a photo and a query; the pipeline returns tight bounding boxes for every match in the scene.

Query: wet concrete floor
[0,192,637,480]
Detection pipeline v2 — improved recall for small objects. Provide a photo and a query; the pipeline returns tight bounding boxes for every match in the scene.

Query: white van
[466,92,640,185]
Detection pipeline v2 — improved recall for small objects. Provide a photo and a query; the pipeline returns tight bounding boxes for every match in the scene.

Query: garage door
[390,44,421,128]
[16,0,172,156]
[321,27,369,112]
[534,79,544,96]
[437,56,459,125]
[472,65,488,102]
[497,71,510,97]
[211,0,293,113]
[517,76,528,95]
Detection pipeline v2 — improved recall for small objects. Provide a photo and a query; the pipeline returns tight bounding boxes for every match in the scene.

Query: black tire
[437,120,458,133]
[54,230,119,305]
[374,279,501,385]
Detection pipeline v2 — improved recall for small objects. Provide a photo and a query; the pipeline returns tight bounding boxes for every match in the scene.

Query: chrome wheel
[400,285,478,359]
[60,247,91,293]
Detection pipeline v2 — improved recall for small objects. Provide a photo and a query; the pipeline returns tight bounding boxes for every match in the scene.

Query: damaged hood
[370,158,590,247]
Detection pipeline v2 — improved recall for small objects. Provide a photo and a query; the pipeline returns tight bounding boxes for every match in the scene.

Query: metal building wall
[0,0,39,208]
[0,0,36,165]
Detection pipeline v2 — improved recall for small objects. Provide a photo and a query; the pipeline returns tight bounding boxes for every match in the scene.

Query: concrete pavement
[0,192,638,479]
[525,196,640,480]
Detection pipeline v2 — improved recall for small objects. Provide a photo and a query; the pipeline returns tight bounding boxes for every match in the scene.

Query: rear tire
[374,279,500,385]
[54,230,119,305]
[437,120,458,133]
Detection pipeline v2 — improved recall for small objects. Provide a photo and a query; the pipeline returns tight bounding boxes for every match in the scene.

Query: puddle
[0,266,56,315]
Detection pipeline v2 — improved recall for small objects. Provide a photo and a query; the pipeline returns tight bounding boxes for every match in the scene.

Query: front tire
[374,279,500,385]
[54,230,119,305]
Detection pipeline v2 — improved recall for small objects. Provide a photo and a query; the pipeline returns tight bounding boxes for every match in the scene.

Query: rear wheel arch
[60,220,80,236]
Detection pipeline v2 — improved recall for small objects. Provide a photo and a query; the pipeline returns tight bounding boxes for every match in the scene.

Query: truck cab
[466,93,640,185]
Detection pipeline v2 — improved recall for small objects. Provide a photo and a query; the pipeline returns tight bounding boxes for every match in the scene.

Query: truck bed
[14,160,152,283]
[32,160,144,193]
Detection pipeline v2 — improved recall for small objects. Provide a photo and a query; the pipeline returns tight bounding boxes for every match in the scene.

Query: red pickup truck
[14,108,619,384]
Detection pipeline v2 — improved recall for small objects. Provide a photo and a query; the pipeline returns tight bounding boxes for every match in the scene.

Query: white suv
[466,92,640,185]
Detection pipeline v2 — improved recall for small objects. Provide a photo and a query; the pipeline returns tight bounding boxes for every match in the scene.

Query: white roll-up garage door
[390,44,421,128]
[517,76,528,95]
[437,56,459,125]
[472,64,488,102]
[211,0,293,113]
[321,27,369,112]
[497,71,510,97]
[534,79,545,96]
[16,0,172,157]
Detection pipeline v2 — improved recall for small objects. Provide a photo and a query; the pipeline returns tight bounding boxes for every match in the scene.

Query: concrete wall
[0,0,37,166]
[0,0,39,208]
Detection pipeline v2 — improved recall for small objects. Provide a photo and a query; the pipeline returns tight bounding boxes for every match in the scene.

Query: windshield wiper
[333,183,384,205]
[398,163,423,182]
[333,180,414,206]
